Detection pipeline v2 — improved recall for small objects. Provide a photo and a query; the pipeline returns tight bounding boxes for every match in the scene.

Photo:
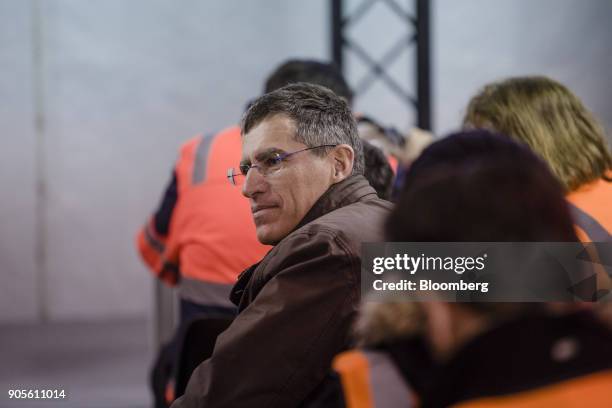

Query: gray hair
[241,82,364,175]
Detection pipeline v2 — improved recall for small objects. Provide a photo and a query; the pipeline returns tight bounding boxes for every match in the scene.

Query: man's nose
[242,167,267,198]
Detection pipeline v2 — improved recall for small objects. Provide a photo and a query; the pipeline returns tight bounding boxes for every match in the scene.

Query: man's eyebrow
[253,148,287,162]
[240,148,286,167]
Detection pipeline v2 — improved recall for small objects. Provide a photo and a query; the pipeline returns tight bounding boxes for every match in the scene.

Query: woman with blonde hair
[463,76,612,243]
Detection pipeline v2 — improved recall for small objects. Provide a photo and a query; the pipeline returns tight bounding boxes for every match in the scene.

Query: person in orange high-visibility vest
[137,126,270,317]
[137,126,271,408]
[464,76,612,295]
[463,76,612,240]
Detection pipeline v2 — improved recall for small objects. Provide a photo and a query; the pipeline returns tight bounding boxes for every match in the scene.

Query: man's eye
[263,155,282,168]
[239,164,250,175]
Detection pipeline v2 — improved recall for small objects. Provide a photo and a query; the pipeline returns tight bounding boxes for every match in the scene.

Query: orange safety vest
[566,177,612,242]
[335,351,612,408]
[566,177,612,298]
[333,350,415,408]
[449,371,612,408]
[136,126,270,307]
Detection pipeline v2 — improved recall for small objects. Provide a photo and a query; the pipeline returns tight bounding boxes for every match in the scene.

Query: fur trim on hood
[354,303,612,348]
[353,302,425,347]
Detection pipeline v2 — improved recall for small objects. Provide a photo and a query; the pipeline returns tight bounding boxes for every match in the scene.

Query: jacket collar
[230,262,260,307]
[293,174,378,231]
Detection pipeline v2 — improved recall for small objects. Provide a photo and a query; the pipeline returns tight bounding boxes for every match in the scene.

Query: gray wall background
[1,0,610,323]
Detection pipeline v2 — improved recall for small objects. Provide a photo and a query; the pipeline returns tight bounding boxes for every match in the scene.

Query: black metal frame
[331,0,431,130]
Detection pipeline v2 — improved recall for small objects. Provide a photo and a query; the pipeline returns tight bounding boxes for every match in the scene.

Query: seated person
[171,83,393,408]
[333,130,612,408]
[139,58,397,407]
[463,76,612,242]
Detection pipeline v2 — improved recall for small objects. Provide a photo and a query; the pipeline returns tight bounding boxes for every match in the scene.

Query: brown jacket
[172,175,393,408]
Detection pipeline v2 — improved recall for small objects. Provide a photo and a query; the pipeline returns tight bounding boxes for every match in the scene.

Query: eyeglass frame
[227,144,338,186]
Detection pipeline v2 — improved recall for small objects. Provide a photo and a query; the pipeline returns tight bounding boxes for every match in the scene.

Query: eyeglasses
[227,144,337,186]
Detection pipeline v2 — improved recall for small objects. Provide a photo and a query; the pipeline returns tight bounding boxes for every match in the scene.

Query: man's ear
[330,144,355,182]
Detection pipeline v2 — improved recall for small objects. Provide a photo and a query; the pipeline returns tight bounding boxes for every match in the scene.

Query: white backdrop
[1,0,610,323]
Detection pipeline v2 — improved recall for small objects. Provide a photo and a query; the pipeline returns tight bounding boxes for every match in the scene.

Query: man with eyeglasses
[172,83,393,408]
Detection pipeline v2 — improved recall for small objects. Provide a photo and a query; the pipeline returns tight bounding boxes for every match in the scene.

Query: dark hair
[387,130,578,316]
[387,129,577,242]
[242,83,364,175]
[265,59,353,105]
[363,140,394,199]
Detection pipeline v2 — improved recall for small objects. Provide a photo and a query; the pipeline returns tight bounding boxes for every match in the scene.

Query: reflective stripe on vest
[144,221,166,253]
[192,133,216,184]
[136,218,179,286]
[334,349,414,408]
[566,178,612,243]
[567,195,612,300]
[171,128,270,285]
[568,203,612,242]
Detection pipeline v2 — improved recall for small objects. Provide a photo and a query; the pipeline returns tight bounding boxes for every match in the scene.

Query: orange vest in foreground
[450,371,612,408]
[334,351,612,408]
[137,126,270,307]
[333,350,415,408]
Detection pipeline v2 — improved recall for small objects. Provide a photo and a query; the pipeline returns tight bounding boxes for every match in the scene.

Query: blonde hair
[464,76,612,191]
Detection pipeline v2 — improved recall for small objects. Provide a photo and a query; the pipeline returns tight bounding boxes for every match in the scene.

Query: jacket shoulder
[305,197,392,245]
[249,197,391,293]
[263,226,357,270]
